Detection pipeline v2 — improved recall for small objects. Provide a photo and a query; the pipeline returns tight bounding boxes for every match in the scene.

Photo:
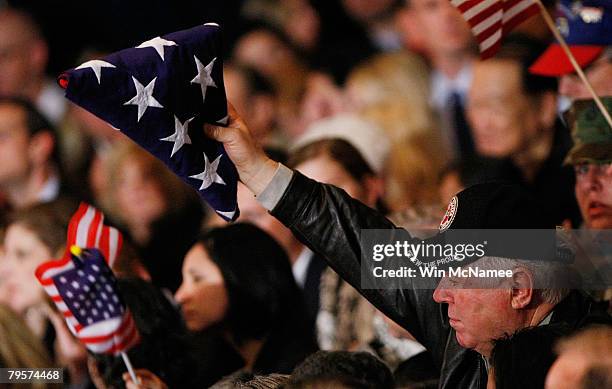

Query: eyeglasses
[574,161,612,178]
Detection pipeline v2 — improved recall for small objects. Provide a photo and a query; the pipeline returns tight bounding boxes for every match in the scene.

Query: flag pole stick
[121,351,139,384]
[534,0,612,127]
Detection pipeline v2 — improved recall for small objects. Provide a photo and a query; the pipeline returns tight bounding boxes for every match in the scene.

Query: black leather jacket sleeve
[270,171,450,366]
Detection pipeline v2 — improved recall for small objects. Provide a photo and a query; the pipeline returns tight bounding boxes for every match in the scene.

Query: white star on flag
[160,115,194,157]
[191,56,217,103]
[123,76,164,122]
[75,60,116,84]
[216,208,236,220]
[190,153,226,190]
[216,115,229,125]
[136,36,178,61]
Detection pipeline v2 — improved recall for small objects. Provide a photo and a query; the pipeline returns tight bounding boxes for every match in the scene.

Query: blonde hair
[0,304,54,388]
[346,52,437,141]
[383,132,448,212]
[347,52,430,108]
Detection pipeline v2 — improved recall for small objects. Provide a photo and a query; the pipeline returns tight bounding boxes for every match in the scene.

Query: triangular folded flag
[58,23,239,221]
[35,204,140,355]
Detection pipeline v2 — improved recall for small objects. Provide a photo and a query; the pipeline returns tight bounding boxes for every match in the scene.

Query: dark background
[7,0,245,76]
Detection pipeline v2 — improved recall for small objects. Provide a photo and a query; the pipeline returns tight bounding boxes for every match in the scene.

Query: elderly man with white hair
[205,104,611,388]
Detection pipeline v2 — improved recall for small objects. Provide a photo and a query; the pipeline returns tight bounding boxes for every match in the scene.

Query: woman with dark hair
[124,223,318,388]
[173,223,318,384]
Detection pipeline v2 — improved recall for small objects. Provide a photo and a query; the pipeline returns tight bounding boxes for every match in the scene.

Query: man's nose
[433,281,452,303]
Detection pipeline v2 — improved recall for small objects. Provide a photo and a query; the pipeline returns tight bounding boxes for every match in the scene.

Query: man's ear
[28,131,55,166]
[510,266,534,309]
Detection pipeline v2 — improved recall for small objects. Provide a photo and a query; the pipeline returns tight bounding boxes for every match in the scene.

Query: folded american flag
[35,203,140,355]
[58,23,239,221]
[451,0,539,59]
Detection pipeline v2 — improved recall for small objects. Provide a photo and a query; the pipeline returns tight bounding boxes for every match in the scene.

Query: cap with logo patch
[433,183,572,267]
[439,182,556,230]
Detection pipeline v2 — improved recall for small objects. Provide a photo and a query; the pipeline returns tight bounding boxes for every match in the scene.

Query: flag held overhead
[59,23,239,221]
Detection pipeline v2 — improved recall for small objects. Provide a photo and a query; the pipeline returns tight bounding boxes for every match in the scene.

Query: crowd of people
[0,0,610,388]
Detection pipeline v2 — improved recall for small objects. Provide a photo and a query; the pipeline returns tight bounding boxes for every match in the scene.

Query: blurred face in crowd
[433,272,525,356]
[174,243,228,332]
[544,351,585,389]
[233,30,297,81]
[0,10,47,98]
[342,0,396,22]
[468,59,555,158]
[558,53,612,100]
[224,67,250,119]
[114,155,167,228]
[295,153,374,207]
[282,0,320,51]
[574,162,612,229]
[1,223,51,314]
[224,66,275,141]
[0,103,31,187]
[404,0,474,57]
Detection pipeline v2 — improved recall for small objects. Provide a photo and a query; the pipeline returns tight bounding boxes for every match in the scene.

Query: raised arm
[205,106,447,358]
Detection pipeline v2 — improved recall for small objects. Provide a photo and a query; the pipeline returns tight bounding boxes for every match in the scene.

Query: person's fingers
[122,370,167,389]
[125,381,140,389]
[204,123,233,143]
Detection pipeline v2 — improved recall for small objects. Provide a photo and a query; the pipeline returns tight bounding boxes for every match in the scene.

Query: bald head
[0,8,48,98]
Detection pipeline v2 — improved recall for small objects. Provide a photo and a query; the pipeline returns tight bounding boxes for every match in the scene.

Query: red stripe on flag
[452,0,538,59]
[481,40,503,59]
[464,2,503,27]
[87,210,103,248]
[67,203,88,248]
[79,313,135,343]
[35,256,72,285]
[475,20,503,43]
[503,4,539,33]
[456,0,487,13]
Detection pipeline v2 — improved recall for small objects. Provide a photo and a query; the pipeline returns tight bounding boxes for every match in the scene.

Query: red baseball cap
[529,44,604,76]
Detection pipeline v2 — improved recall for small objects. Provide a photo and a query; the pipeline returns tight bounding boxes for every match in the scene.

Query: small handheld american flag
[58,23,239,221]
[35,203,140,356]
[451,0,540,59]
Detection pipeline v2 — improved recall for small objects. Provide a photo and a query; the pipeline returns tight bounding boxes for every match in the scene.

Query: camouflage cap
[564,96,612,165]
